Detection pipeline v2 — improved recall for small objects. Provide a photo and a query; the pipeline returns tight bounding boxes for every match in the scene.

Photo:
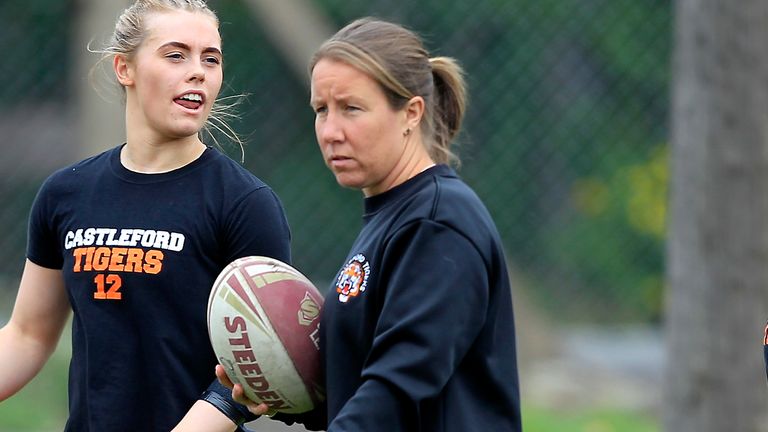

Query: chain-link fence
[0,0,670,324]
[0,0,670,429]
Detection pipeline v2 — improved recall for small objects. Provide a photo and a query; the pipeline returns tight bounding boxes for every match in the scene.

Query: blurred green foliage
[215,0,672,322]
[0,1,71,105]
[0,2,670,428]
[0,0,671,323]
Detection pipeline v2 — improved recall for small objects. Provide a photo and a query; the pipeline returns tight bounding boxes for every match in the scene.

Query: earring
[403,128,411,137]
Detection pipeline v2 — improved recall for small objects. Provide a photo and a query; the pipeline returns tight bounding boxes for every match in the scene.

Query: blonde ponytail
[429,57,467,165]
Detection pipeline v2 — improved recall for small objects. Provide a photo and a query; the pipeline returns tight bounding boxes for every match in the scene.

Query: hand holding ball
[207,256,324,414]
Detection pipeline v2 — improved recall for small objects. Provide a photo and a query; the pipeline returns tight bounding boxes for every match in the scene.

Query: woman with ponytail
[221,17,522,432]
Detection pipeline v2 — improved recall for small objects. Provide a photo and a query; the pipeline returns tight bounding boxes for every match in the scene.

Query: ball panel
[222,270,267,328]
[249,278,323,405]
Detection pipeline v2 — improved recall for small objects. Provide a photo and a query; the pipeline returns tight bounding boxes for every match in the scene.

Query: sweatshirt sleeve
[329,220,489,431]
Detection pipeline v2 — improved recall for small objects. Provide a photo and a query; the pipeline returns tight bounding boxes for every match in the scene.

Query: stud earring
[403,128,411,137]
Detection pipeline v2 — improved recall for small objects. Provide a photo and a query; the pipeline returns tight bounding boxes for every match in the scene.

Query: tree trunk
[665,1,768,431]
[74,0,127,159]
[242,0,333,86]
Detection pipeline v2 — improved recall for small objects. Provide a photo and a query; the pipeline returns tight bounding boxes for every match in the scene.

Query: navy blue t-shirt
[27,145,291,431]
[314,165,521,432]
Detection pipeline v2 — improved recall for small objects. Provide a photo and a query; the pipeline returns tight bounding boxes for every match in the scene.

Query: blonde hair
[92,0,244,158]
[310,17,467,165]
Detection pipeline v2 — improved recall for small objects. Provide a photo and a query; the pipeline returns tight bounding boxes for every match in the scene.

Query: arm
[171,400,238,432]
[330,221,489,431]
[0,260,70,401]
[214,365,327,431]
[174,187,292,431]
[222,187,292,264]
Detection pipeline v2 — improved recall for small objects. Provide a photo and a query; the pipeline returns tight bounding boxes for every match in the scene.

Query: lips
[328,155,354,169]
[174,91,205,110]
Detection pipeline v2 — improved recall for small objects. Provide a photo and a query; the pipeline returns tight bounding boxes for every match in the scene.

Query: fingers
[233,384,272,416]
[215,364,234,389]
[255,404,274,417]
[231,382,246,402]
[215,364,272,416]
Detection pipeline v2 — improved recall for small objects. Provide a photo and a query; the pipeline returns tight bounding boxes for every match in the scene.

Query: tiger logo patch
[335,254,370,303]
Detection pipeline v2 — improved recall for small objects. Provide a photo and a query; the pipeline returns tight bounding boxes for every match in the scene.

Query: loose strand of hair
[204,94,247,162]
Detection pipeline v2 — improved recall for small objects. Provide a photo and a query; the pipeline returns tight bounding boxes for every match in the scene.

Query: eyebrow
[310,93,360,106]
[157,41,222,55]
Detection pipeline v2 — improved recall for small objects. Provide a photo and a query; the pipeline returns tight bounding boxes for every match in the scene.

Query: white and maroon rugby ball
[207,256,325,414]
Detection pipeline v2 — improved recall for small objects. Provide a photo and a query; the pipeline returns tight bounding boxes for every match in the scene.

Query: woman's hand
[214,364,273,416]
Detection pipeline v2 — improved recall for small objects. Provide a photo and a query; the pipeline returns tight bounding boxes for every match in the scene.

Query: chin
[171,124,206,139]
[334,173,365,191]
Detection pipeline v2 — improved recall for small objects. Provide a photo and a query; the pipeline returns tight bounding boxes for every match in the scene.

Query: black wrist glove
[200,380,259,427]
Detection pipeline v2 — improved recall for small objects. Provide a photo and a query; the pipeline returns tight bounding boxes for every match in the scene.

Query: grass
[523,405,659,432]
[0,324,659,431]
[0,343,69,431]
[1,370,660,432]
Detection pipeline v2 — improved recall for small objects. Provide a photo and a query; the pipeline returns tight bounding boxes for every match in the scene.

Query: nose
[188,61,206,83]
[317,112,343,145]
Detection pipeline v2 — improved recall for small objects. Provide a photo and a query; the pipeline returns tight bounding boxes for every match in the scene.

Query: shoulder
[431,169,485,208]
[202,148,271,191]
[413,165,492,224]
[37,146,117,194]
[409,166,501,249]
[371,165,488,226]
[200,149,287,218]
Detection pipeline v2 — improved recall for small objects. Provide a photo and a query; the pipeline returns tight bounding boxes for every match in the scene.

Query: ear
[113,54,134,87]
[403,96,425,130]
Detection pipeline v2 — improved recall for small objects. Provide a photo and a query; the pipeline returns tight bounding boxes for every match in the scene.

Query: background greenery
[214,0,671,322]
[0,339,658,431]
[0,0,670,429]
[0,0,671,321]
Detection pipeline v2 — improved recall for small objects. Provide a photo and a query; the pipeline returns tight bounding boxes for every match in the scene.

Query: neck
[363,135,435,197]
[123,102,207,174]
[121,135,207,174]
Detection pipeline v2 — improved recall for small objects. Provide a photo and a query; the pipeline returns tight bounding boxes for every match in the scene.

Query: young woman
[0,1,289,431]
[221,17,522,432]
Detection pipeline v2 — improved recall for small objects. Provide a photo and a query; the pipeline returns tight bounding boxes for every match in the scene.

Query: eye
[314,105,327,115]
[165,52,184,61]
[204,56,221,65]
[345,104,361,113]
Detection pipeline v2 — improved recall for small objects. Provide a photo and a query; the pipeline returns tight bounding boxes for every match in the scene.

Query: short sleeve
[223,187,292,265]
[26,177,63,269]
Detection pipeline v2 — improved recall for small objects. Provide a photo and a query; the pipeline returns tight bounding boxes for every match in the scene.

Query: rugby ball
[207,256,325,414]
